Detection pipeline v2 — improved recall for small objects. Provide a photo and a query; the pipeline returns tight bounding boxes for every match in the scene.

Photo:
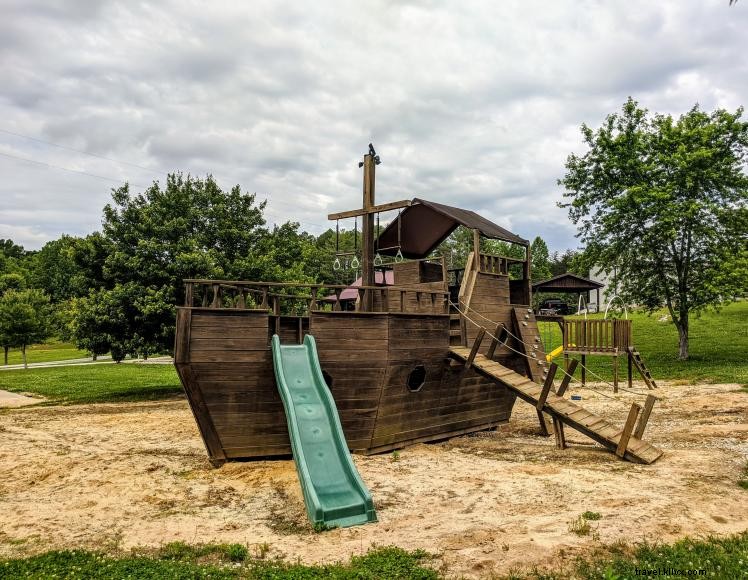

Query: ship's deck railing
[476,252,525,276]
[183,279,449,316]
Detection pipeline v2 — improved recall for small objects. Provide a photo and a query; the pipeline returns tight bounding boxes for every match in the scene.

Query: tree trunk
[22,344,27,369]
[92,353,97,361]
[677,314,689,361]
[3,346,7,366]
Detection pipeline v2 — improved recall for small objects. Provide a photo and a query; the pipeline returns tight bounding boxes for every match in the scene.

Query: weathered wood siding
[463,272,526,373]
[367,314,515,451]
[174,308,290,461]
[176,307,518,462]
[309,312,388,451]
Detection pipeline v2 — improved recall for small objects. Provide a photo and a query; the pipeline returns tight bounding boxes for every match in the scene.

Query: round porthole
[407,365,426,392]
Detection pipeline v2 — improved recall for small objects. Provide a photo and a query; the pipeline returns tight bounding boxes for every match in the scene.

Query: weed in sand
[254,542,271,559]
[391,450,401,462]
[568,515,593,536]
[312,521,337,533]
[581,510,603,521]
[738,461,748,490]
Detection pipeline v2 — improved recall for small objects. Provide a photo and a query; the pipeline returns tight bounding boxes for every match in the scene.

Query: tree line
[0,174,572,366]
[2,100,745,363]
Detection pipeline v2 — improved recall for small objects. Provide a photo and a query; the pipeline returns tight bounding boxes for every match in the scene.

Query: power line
[0,128,169,176]
[0,150,149,188]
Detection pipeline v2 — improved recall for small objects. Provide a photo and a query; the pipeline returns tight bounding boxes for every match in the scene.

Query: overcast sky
[1,0,746,252]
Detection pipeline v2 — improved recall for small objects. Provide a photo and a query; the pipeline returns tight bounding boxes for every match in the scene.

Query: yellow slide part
[546,344,575,362]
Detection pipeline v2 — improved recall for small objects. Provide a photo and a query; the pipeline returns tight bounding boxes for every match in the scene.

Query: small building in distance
[532,273,604,314]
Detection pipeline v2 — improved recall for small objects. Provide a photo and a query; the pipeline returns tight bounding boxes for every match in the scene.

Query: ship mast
[327,144,411,311]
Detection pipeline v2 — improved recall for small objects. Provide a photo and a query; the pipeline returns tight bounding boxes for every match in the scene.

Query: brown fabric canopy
[375,198,528,259]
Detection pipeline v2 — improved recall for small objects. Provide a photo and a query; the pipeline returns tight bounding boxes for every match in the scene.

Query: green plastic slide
[271,334,377,528]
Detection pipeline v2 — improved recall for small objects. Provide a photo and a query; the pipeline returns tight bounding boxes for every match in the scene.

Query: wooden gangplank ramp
[449,347,663,464]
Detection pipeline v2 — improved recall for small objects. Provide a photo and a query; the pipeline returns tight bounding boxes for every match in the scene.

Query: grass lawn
[3,339,90,366]
[0,544,437,579]
[539,301,748,386]
[2,533,747,579]
[0,363,182,404]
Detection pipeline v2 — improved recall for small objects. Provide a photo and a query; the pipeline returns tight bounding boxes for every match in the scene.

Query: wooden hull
[175,307,517,463]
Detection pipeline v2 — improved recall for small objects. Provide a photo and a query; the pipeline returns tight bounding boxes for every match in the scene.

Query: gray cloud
[1,0,746,253]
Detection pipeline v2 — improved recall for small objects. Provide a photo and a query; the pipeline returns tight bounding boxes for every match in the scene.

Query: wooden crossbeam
[327,199,412,220]
[634,395,657,439]
[536,363,558,437]
[555,358,578,397]
[616,402,641,458]
[536,362,558,411]
[485,323,505,360]
[465,327,486,370]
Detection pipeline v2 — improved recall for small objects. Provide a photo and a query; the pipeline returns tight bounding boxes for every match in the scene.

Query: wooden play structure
[174,144,662,473]
[537,315,658,392]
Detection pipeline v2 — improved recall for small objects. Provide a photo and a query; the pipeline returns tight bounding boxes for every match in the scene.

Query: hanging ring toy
[350,255,360,269]
[333,257,341,271]
[374,253,383,267]
[395,249,404,263]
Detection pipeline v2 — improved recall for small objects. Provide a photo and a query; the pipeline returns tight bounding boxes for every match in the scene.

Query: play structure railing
[476,253,523,276]
[563,319,632,354]
[183,280,449,316]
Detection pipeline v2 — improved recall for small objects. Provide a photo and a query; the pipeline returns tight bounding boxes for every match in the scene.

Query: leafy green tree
[530,236,552,282]
[0,273,26,295]
[69,173,315,358]
[560,98,748,359]
[0,239,25,259]
[0,289,53,367]
[30,235,90,302]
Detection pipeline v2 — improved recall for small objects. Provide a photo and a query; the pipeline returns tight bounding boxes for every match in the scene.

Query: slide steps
[449,347,663,464]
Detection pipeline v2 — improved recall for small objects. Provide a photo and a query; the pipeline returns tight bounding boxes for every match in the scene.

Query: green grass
[0,363,182,404]
[3,339,90,366]
[0,545,437,579]
[539,301,748,386]
[3,535,748,579]
[568,532,748,580]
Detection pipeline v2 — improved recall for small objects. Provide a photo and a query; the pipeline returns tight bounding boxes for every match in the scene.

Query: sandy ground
[0,382,746,578]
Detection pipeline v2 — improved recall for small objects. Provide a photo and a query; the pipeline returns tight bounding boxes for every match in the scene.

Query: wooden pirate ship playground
[174,145,663,528]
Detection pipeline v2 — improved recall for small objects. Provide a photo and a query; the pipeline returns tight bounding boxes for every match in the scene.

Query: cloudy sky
[1,0,746,251]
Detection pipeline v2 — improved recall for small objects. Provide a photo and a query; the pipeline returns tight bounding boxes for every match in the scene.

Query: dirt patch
[0,382,746,578]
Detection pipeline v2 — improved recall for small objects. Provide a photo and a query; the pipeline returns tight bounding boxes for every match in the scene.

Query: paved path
[0,390,45,407]
[0,356,173,371]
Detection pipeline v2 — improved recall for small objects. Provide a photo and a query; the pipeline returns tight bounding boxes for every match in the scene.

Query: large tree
[69,173,319,358]
[560,98,748,359]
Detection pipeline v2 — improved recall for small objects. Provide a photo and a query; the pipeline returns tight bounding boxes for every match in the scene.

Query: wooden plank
[555,358,578,397]
[191,312,270,328]
[465,327,486,369]
[485,323,505,360]
[633,395,657,439]
[174,308,192,364]
[615,402,641,458]
[327,199,412,220]
[536,362,558,411]
[175,364,226,465]
[190,337,271,351]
